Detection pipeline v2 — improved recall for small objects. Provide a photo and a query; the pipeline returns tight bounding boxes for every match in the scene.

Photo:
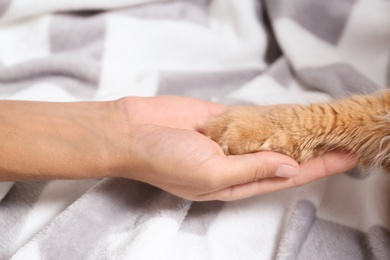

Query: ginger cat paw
[205,106,314,161]
[206,91,390,172]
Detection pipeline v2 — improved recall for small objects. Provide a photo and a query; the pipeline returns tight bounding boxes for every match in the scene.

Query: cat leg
[205,92,390,172]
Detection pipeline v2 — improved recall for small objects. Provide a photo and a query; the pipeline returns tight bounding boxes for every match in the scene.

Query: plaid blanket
[0,0,389,259]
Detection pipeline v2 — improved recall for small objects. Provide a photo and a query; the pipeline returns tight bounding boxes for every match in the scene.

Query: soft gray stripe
[0,10,105,97]
[158,69,261,100]
[277,200,378,260]
[48,11,105,97]
[266,0,357,44]
[260,0,282,64]
[0,0,11,18]
[50,12,105,53]
[180,201,225,235]
[367,226,390,260]
[266,57,292,87]
[298,215,374,260]
[0,46,101,97]
[26,179,188,259]
[0,50,100,84]
[276,200,316,260]
[298,63,381,98]
[0,181,48,259]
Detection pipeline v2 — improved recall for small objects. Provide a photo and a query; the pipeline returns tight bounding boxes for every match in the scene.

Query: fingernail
[275,165,299,178]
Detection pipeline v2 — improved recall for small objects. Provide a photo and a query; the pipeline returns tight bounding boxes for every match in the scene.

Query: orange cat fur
[205,91,390,172]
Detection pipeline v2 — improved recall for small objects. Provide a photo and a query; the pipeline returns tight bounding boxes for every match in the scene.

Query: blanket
[0,0,390,259]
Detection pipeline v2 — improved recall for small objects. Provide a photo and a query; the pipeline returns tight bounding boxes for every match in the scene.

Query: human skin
[0,96,358,201]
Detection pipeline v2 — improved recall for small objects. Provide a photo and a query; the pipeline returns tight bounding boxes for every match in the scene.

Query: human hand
[109,96,358,201]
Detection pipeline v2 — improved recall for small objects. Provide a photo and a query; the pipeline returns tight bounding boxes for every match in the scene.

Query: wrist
[102,97,148,180]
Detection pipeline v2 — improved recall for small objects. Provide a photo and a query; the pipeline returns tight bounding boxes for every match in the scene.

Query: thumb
[197,151,300,201]
[217,151,300,188]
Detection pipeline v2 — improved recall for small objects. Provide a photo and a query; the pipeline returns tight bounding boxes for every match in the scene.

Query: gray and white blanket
[0,0,390,259]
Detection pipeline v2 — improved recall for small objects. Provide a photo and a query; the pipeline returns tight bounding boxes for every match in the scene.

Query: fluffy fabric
[0,0,389,259]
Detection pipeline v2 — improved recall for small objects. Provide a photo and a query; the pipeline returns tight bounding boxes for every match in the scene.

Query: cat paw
[205,106,282,155]
[205,105,312,162]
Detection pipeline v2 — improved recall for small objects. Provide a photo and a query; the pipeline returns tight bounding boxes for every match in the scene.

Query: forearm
[0,100,122,181]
